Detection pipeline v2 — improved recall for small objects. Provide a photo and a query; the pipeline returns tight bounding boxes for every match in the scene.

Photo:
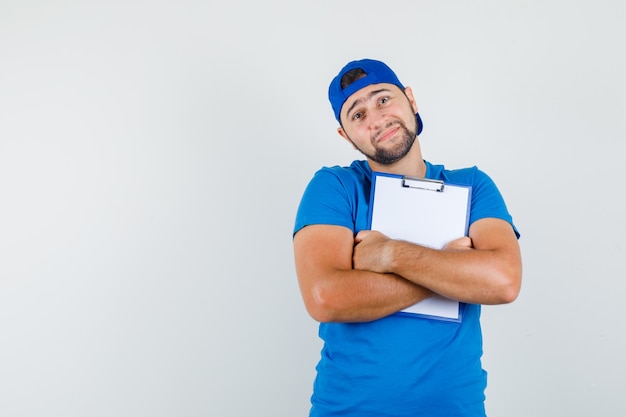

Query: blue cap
[328,59,423,135]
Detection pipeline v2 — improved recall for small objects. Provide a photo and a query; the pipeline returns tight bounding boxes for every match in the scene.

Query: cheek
[349,129,372,146]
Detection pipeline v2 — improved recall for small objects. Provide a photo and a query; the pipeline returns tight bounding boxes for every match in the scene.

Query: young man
[293,59,522,416]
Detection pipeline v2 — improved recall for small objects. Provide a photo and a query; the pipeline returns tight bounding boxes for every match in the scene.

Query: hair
[340,68,367,89]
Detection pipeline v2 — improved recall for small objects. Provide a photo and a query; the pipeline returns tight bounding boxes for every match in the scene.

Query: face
[338,83,419,165]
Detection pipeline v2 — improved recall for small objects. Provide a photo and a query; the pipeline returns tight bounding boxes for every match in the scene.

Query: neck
[367,144,426,177]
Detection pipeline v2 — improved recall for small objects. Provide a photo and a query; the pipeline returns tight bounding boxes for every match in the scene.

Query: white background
[1,1,625,416]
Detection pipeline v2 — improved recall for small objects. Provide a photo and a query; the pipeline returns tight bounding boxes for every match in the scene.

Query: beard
[349,119,417,165]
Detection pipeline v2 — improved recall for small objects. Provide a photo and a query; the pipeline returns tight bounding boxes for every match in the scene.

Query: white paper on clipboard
[369,172,471,322]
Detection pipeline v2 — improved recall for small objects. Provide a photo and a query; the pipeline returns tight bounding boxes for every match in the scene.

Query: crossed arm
[293,218,522,323]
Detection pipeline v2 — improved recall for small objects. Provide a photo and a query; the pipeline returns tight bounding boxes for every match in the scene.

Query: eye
[352,111,364,121]
[378,96,389,106]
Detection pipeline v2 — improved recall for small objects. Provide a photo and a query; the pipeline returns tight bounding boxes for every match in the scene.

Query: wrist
[383,239,402,274]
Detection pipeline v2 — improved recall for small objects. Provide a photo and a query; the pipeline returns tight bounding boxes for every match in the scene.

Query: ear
[337,127,358,150]
[404,86,419,114]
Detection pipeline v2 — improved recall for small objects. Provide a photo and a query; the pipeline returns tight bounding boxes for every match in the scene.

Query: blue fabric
[294,160,519,417]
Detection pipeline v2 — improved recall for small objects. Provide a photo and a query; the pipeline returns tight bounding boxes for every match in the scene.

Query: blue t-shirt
[294,160,519,417]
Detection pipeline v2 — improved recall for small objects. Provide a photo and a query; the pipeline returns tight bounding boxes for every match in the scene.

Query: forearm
[301,267,432,323]
[353,219,522,305]
[386,241,519,304]
[294,224,433,323]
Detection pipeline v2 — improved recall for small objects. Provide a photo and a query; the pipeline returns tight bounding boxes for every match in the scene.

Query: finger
[444,236,472,250]
[354,230,370,243]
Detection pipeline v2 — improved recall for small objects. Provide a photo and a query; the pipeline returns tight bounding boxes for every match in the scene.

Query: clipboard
[368,172,472,322]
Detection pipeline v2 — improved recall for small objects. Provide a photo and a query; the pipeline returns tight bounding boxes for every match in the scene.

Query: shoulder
[426,161,491,187]
[294,160,371,235]
[314,160,370,182]
[426,160,517,235]
[304,160,371,196]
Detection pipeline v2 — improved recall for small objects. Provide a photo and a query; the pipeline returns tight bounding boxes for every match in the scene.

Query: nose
[367,108,387,131]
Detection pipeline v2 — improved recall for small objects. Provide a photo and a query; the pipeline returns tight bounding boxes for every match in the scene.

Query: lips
[375,125,400,144]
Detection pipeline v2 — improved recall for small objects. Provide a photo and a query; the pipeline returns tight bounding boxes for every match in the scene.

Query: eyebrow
[344,88,393,120]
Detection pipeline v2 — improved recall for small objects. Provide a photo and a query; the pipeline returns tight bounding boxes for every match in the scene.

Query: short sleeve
[293,168,355,235]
